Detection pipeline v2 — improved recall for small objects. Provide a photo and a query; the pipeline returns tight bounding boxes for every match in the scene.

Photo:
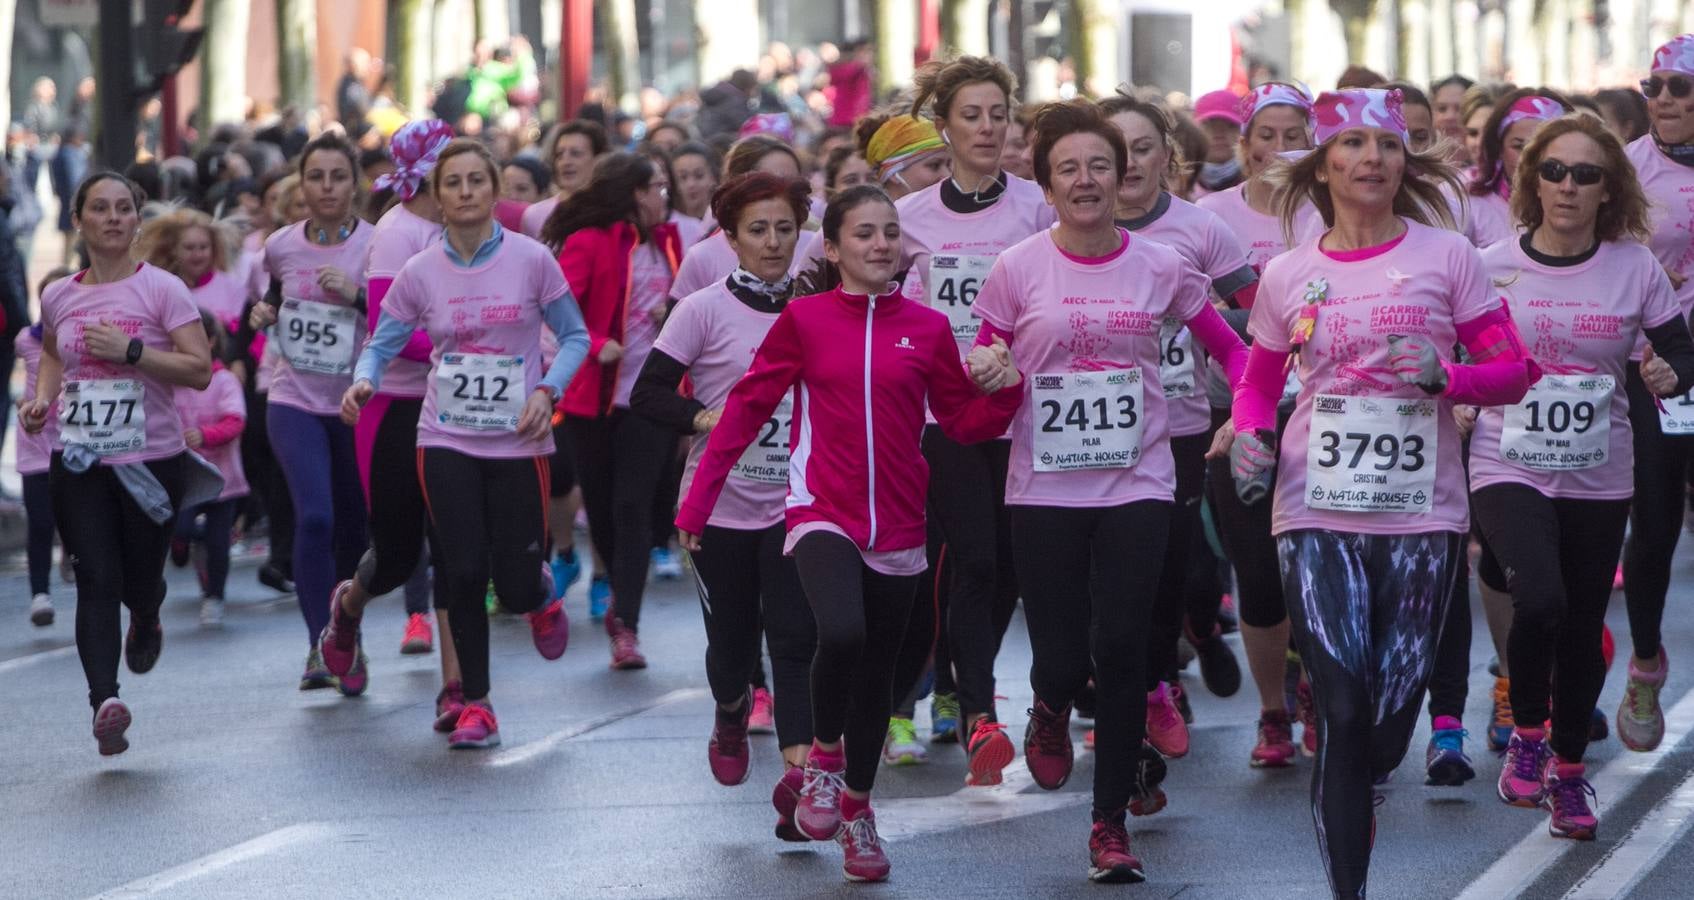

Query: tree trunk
[1332,0,1377,65]
[696,0,761,87]
[200,0,250,131]
[1067,0,1117,96]
[390,0,432,113]
[942,0,991,56]
[276,0,318,111]
[0,0,15,131]
[475,0,511,43]
[600,0,642,112]
[874,0,917,95]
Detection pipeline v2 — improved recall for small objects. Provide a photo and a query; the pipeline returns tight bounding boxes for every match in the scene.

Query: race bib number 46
[61,379,145,455]
[436,354,525,431]
[928,254,993,346]
[1158,318,1195,400]
[731,394,793,484]
[1031,369,1144,472]
[1305,394,1437,513]
[278,299,357,375]
[1501,374,1612,471]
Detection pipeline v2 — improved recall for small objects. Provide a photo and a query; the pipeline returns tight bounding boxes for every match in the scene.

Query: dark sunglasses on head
[1538,159,1604,186]
[1641,75,1694,99]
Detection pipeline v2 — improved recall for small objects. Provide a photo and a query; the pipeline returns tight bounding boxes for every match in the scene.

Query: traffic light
[138,0,204,95]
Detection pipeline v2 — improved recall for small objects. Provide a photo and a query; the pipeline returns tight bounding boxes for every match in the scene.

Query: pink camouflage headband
[1310,88,1409,145]
[1651,33,1694,77]
[372,119,455,202]
[1497,95,1565,137]
[1239,82,1314,134]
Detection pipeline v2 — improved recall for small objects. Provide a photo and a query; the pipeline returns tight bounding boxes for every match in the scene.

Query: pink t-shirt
[1446,185,1515,248]
[381,233,571,459]
[973,229,1212,507]
[174,367,249,500]
[241,232,267,306]
[40,263,200,464]
[192,269,249,328]
[1195,183,1323,274]
[262,221,374,416]
[1469,239,1680,500]
[672,229,817,302]
[1247,220,1497,536]
[1125,194,1255,436]
[13,328,56,475]
[614,243,676,408]
[672,211,706,251]
[364,203,442,399]
[1628,136,1694,342]
[520,195,560,240]
[653,281,787,530]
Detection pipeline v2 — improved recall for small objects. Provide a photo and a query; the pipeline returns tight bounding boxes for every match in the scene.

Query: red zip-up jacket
[556,219,683,418]
[675,285,1022,552]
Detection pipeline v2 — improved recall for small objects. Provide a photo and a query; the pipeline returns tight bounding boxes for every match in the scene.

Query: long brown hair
[1511,115,1652,244]
[1267,136,1462,245]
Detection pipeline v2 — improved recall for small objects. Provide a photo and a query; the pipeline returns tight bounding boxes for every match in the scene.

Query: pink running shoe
[771,766,809,842]
[93,697,131,756]
[837,810,890,882]
[1296,679,1320,756]
[1088,809,1145,883]
[318,581,360,678]
[526,599,570,661]
[1024,698,1074,790]
[1145,682,1189,758]
[400,613,433,655]
[434,681,466,733]
[1251,709,1297,769]
[964,718,1015,786]
[747,687,775,734]
[1498,728,1550,807]
[708,695,753,786]
[449,700,501,749]
[608,618,647,670]
[1542,758,1598,840]
[795,753,849,840]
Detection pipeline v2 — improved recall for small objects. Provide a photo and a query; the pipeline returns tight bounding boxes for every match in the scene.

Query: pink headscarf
[1311,88,1409,146]
[1497,96,1565,138]
[738,113,796,145]
[372,119,455,202]
[1239,82,1314,134]
[1651,33,1694,77]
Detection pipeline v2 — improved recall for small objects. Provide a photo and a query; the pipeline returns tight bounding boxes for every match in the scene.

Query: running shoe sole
[1425,757,1476,786]
[1088,862,1146,884]
[30,606,54,627]
[94,699,131,756]
[967,730,1016,787]
[449,732,502,749]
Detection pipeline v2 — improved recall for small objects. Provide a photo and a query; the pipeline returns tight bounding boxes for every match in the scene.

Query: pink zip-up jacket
[675,285,1023,552]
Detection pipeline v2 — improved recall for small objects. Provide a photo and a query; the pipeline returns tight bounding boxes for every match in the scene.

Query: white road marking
[85,823,341,899]
[877,744,1091,841]
[1560,766,1694,899]
[0,644,77,674]
[1455,687,1694,900]
[489,687,709,767]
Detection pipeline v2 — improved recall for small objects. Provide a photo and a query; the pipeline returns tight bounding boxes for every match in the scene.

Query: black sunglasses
[1641,75,1694,99]
[1538,159,1604,186]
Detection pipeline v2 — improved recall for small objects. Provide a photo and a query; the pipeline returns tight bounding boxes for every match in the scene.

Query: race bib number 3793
[1031,369,1144,472]
[1305,394,1437,513]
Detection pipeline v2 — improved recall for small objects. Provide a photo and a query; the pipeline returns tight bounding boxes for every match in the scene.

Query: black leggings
[1279,528,1462,900]
[23,471,54,596]
[689,523,817,748]
[419,448,549,701]
[242,388,294,575]
[792,531,919,794]
[51,453,186,708]
[1206,407,1287,630]
[921,428,1019,720]
[1623,364,1694,662]
[1424,545,1472,722]
[1474,484,1630,762]
[566,409,675,630]
[358,397,436,604]
[652,442,684,548]
[1150,431,1211,687]
[1014,500,1171,812]
[173,498,240,599]
[890,516,948,718]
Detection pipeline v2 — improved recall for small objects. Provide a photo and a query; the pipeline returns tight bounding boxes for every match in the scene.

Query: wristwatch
[125,338,144,365]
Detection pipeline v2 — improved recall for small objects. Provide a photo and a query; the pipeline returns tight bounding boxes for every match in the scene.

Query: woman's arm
[630,349,709,434]
[367,276,433,362]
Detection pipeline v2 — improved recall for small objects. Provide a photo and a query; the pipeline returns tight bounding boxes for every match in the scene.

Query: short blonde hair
[133,207,241,280]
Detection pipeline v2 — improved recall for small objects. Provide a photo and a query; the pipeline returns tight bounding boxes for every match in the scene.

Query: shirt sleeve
[1448,239,1500,326]
[1246,256,1294,353]
[157,272,203,334]
[970,255,1020,333]
[1165,255,1214,322]
[652,290,708,366]
[1642,252,1684,330]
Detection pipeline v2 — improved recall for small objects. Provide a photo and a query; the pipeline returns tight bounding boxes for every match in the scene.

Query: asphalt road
[5,535,1694,899]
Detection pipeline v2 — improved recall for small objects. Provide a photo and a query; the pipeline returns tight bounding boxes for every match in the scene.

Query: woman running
[1456,88,1573,249]
[19,172,213,755]
[18,267,71,628]
[170,311,249,627]
[544,152,684,666]
[132,208,246,332]
[1474,114,1694,840]
[670,142,720,222]
[630,171,818,824]
[973,98,1248,883]
[342,138,586,748]
[1617,33,1694,751]
[671,136,808,302]
[675,184,1022,882]
[1229,88,1537,899]
[246,133,374,691]
[520,120,608,239]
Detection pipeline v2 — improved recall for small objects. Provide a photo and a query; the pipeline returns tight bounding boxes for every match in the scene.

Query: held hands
[1205,420,1235,461]
[1452,404,1479,437]
[1643,345,1680,398]
[516,389,556,440]
[184,428,204,449]
[966,336,1021,393]
[16,397,48,434]
[1387,335,1448,394]
[1228,428,1277,505]
[598,340,624,364]
[83,320,133,363]
[693,408,722,433]
[317,266,359,304]
[249,302,278,331]
[340,379,375,425]
[677,529,701,552]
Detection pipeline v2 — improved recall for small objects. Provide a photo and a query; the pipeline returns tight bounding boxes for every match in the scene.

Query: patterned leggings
[1278,529,1463,900]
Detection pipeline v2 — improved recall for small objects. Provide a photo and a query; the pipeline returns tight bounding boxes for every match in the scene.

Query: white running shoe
[652,547,684,581]
[200,598,225,628]
[29,594,54,626]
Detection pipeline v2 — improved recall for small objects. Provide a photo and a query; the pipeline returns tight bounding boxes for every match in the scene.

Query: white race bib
[1031,369,1144,472]
[277,299,357,375]
[1500,374,1613,471]
[731,394,793,484]
[927,254,993,346]
[1158,318,1195,400]
[1658,387,1694,435]
[435,353,525,431]
[60,379,146,456]
[1305,394,1437,512]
